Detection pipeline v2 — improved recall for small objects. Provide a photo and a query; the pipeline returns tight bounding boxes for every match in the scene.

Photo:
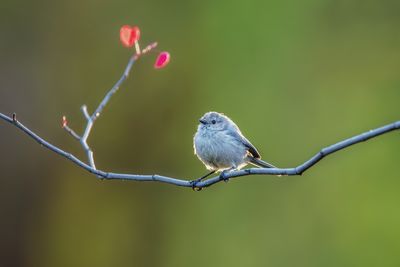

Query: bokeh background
[1,0,400,266]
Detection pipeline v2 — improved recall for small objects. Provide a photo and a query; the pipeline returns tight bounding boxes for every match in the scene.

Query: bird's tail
[248,157,276,168]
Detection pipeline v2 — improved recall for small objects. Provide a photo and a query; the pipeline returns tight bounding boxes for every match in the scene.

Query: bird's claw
[220,171,230,182]
[190,178,203,191]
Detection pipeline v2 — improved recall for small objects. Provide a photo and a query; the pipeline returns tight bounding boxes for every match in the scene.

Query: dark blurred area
[1,0,400,266]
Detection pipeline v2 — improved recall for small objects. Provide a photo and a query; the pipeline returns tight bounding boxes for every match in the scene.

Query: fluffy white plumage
[194,111,275,172]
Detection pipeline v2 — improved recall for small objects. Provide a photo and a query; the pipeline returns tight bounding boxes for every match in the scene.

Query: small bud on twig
[12,113,17,122]
[62,116,68,128]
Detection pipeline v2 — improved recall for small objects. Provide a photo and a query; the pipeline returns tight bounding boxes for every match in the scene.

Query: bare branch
[62,54,137,169]
[1,33,398,190]
[0,111,399,189]
[91,54,138,122]
[60,42,159,170]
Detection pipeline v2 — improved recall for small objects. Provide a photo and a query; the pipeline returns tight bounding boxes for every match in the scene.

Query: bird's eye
[211,120,216,124]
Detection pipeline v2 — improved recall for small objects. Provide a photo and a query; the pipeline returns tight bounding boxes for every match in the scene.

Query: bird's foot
[189,170,216,191]
[219,170,230,182]
[189,178,203,191]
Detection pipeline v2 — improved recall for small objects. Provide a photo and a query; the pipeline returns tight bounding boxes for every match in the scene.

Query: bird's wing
[241,136,261,159]
[226,129,261,159]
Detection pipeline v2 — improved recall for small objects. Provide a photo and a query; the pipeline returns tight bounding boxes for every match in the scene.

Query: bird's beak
[199,119,206,124]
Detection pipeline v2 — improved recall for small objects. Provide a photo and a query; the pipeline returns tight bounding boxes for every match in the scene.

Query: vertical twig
[62,43,158,169]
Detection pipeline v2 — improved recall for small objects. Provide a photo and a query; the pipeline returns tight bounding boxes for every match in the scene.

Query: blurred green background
[1,0,400,266]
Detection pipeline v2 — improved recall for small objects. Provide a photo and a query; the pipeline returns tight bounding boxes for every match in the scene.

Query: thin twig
[1,111,399,189]
[91,54,138,122]
[61,42,158,170]
[63,125,81,141]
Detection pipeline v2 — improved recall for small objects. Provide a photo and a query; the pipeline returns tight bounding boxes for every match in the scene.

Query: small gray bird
[193,111,275,184]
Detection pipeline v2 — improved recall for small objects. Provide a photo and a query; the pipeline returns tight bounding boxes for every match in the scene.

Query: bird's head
[198,111,231,131]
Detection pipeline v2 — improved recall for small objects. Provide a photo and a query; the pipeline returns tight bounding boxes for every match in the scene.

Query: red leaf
[120,25,140,48]
[154,52,170,69]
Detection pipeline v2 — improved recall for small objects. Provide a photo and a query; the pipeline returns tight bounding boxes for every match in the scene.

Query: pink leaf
[120,25,140,48]
[154,52,170,69]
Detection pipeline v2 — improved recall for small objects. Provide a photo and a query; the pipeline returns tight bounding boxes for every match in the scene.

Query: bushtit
[193,111,275,184]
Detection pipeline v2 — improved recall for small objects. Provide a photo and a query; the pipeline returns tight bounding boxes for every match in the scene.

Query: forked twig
[61,43,157,169]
